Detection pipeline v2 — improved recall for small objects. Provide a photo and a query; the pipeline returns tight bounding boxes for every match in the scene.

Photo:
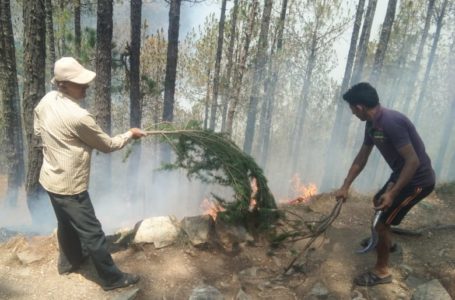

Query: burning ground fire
[200,177,259,220]
[281,174,318,205]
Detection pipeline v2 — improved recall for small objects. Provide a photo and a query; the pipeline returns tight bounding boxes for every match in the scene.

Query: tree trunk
[369,0,398,85]
[58,0,66,56]
[94,0,113,186]
[162,0,181,123]
[203,67,211,130]
[45,0,56,77]
[351,0,377,84]
[220,0,239,132]
[0,0,25,207]
[413,0,448,125]
[289,31,317,170]
[226,0,259,136]
[130,0,142,128]
[257,0,288,167]
[321,0,365,190]
[402,0,435,115]
[23,0,46,220]
[434,36,455,177]
[209,0,227,131]
[74,0,81,58]
[95,0,113,133]
[243,0,273,154]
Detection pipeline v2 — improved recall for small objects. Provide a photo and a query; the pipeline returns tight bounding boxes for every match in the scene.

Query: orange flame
[281,174,318,205]
[200,198,225,220]
[249,177,258,211]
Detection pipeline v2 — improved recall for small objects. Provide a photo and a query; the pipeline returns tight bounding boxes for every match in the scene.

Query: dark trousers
[48,190,123,284]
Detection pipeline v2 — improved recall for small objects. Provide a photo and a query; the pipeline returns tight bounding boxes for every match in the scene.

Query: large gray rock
[412,279,451,300]
[181,215,214,246]
[133,216,181,248]
[189,285,224,300]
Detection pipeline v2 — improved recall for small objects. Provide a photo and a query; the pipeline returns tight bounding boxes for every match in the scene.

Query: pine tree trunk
[220,0,239,132]
[204,67,211,130]
[434,36,455,177]
[369,0,397,85]
[162,0,181,123]
[257,0,288,167]
[243,0,273,154]
[402,0,435,115]
[0,0,25,207]
[23,0,46,219]
[74,0,81,58]
[413,0,448,125]
[94,0,113,186]
[351,0,377,84]
[130,0,142,128]
[45,0,55,77]
[95,0,113,133]
[209,0,227,131]
[321,0,365,190]
[226,0,259,136]
[58,0,66,56]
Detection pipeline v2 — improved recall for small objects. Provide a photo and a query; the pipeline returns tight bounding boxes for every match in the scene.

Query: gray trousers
[48,190,123,284]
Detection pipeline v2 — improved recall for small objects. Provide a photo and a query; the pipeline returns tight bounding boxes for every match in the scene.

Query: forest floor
[0,175,454,300]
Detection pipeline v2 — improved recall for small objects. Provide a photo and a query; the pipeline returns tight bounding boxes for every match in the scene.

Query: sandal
[354,271,392,286]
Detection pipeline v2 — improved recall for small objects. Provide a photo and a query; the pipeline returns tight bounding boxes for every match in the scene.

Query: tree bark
[130,0,142,128]
[351,0,377,84]
[321,0,365,190]
[95,0,113,133]
[45,0,56,77]
[220,0,239,132]
[257,0,288,166]
[226,0,259,136]
[402,0,435,115]
[23,0,46,219]
[0,0,25,207]
[369,0,398,85]
[413,0,448,125]
[58,0,66,56]
[162,0,181,123]
[209,0,227,131]
[74,0,81,58]
[243,0,273,154]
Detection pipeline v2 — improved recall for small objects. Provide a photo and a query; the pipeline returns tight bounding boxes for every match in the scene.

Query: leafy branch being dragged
[128,122,280,230]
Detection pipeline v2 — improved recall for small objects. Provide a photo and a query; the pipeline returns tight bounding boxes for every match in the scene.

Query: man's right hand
[130,128,146,139]
[334,187,349,202]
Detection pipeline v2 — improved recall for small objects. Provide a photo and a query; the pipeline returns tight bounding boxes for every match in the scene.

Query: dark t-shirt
[363,107,435,187]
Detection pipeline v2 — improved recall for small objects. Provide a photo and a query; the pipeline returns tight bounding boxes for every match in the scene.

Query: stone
[235,288,252,300]
[181,215,214,246]
[411,279,451,300]
[310,281,329,298]
[110,288,140,300]
[189,285,224,300]
[133,216,181,248]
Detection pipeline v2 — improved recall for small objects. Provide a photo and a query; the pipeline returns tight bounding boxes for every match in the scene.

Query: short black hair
[342,82,379,108]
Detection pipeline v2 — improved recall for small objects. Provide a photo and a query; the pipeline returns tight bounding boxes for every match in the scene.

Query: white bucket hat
[51,57,96,85]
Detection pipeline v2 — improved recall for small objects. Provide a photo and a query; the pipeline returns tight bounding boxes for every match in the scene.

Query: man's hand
[375,191,394,211]
[129,128,146,139]
[334,187,349,202]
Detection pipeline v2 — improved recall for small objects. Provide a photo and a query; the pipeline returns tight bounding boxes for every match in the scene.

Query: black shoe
[102,273,140,291]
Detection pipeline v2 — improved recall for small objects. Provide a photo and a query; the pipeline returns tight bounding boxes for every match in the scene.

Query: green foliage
[154,122,280,229]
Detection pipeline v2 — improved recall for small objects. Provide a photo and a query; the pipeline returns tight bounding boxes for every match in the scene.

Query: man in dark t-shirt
[335,82,435,286]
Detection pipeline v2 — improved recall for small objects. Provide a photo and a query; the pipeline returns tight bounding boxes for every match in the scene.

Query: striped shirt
[34,90,132,195]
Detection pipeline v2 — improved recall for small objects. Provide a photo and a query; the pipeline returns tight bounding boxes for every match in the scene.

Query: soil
[0,176,454,300]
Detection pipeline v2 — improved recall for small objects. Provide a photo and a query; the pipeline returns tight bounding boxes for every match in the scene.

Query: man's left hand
[375,192,394,210]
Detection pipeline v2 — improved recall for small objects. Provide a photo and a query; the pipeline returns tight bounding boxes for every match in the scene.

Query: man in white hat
[34,57,144,290]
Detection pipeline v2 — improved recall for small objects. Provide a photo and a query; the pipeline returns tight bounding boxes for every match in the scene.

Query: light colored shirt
[34,90,132,195]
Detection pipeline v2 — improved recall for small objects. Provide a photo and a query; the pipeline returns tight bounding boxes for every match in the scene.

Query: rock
[133,216,181,248]
[181,215,214,246]
[411,279,451,300]
[16,248,45,265]
[309,281,329,298]
[214,220,253,251]
[110,288,140,300]
[189,285,224,300]
[235,288,252,300]
[405,275,427,289]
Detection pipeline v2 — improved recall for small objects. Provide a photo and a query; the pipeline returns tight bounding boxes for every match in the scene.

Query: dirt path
[0,184,454,300]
